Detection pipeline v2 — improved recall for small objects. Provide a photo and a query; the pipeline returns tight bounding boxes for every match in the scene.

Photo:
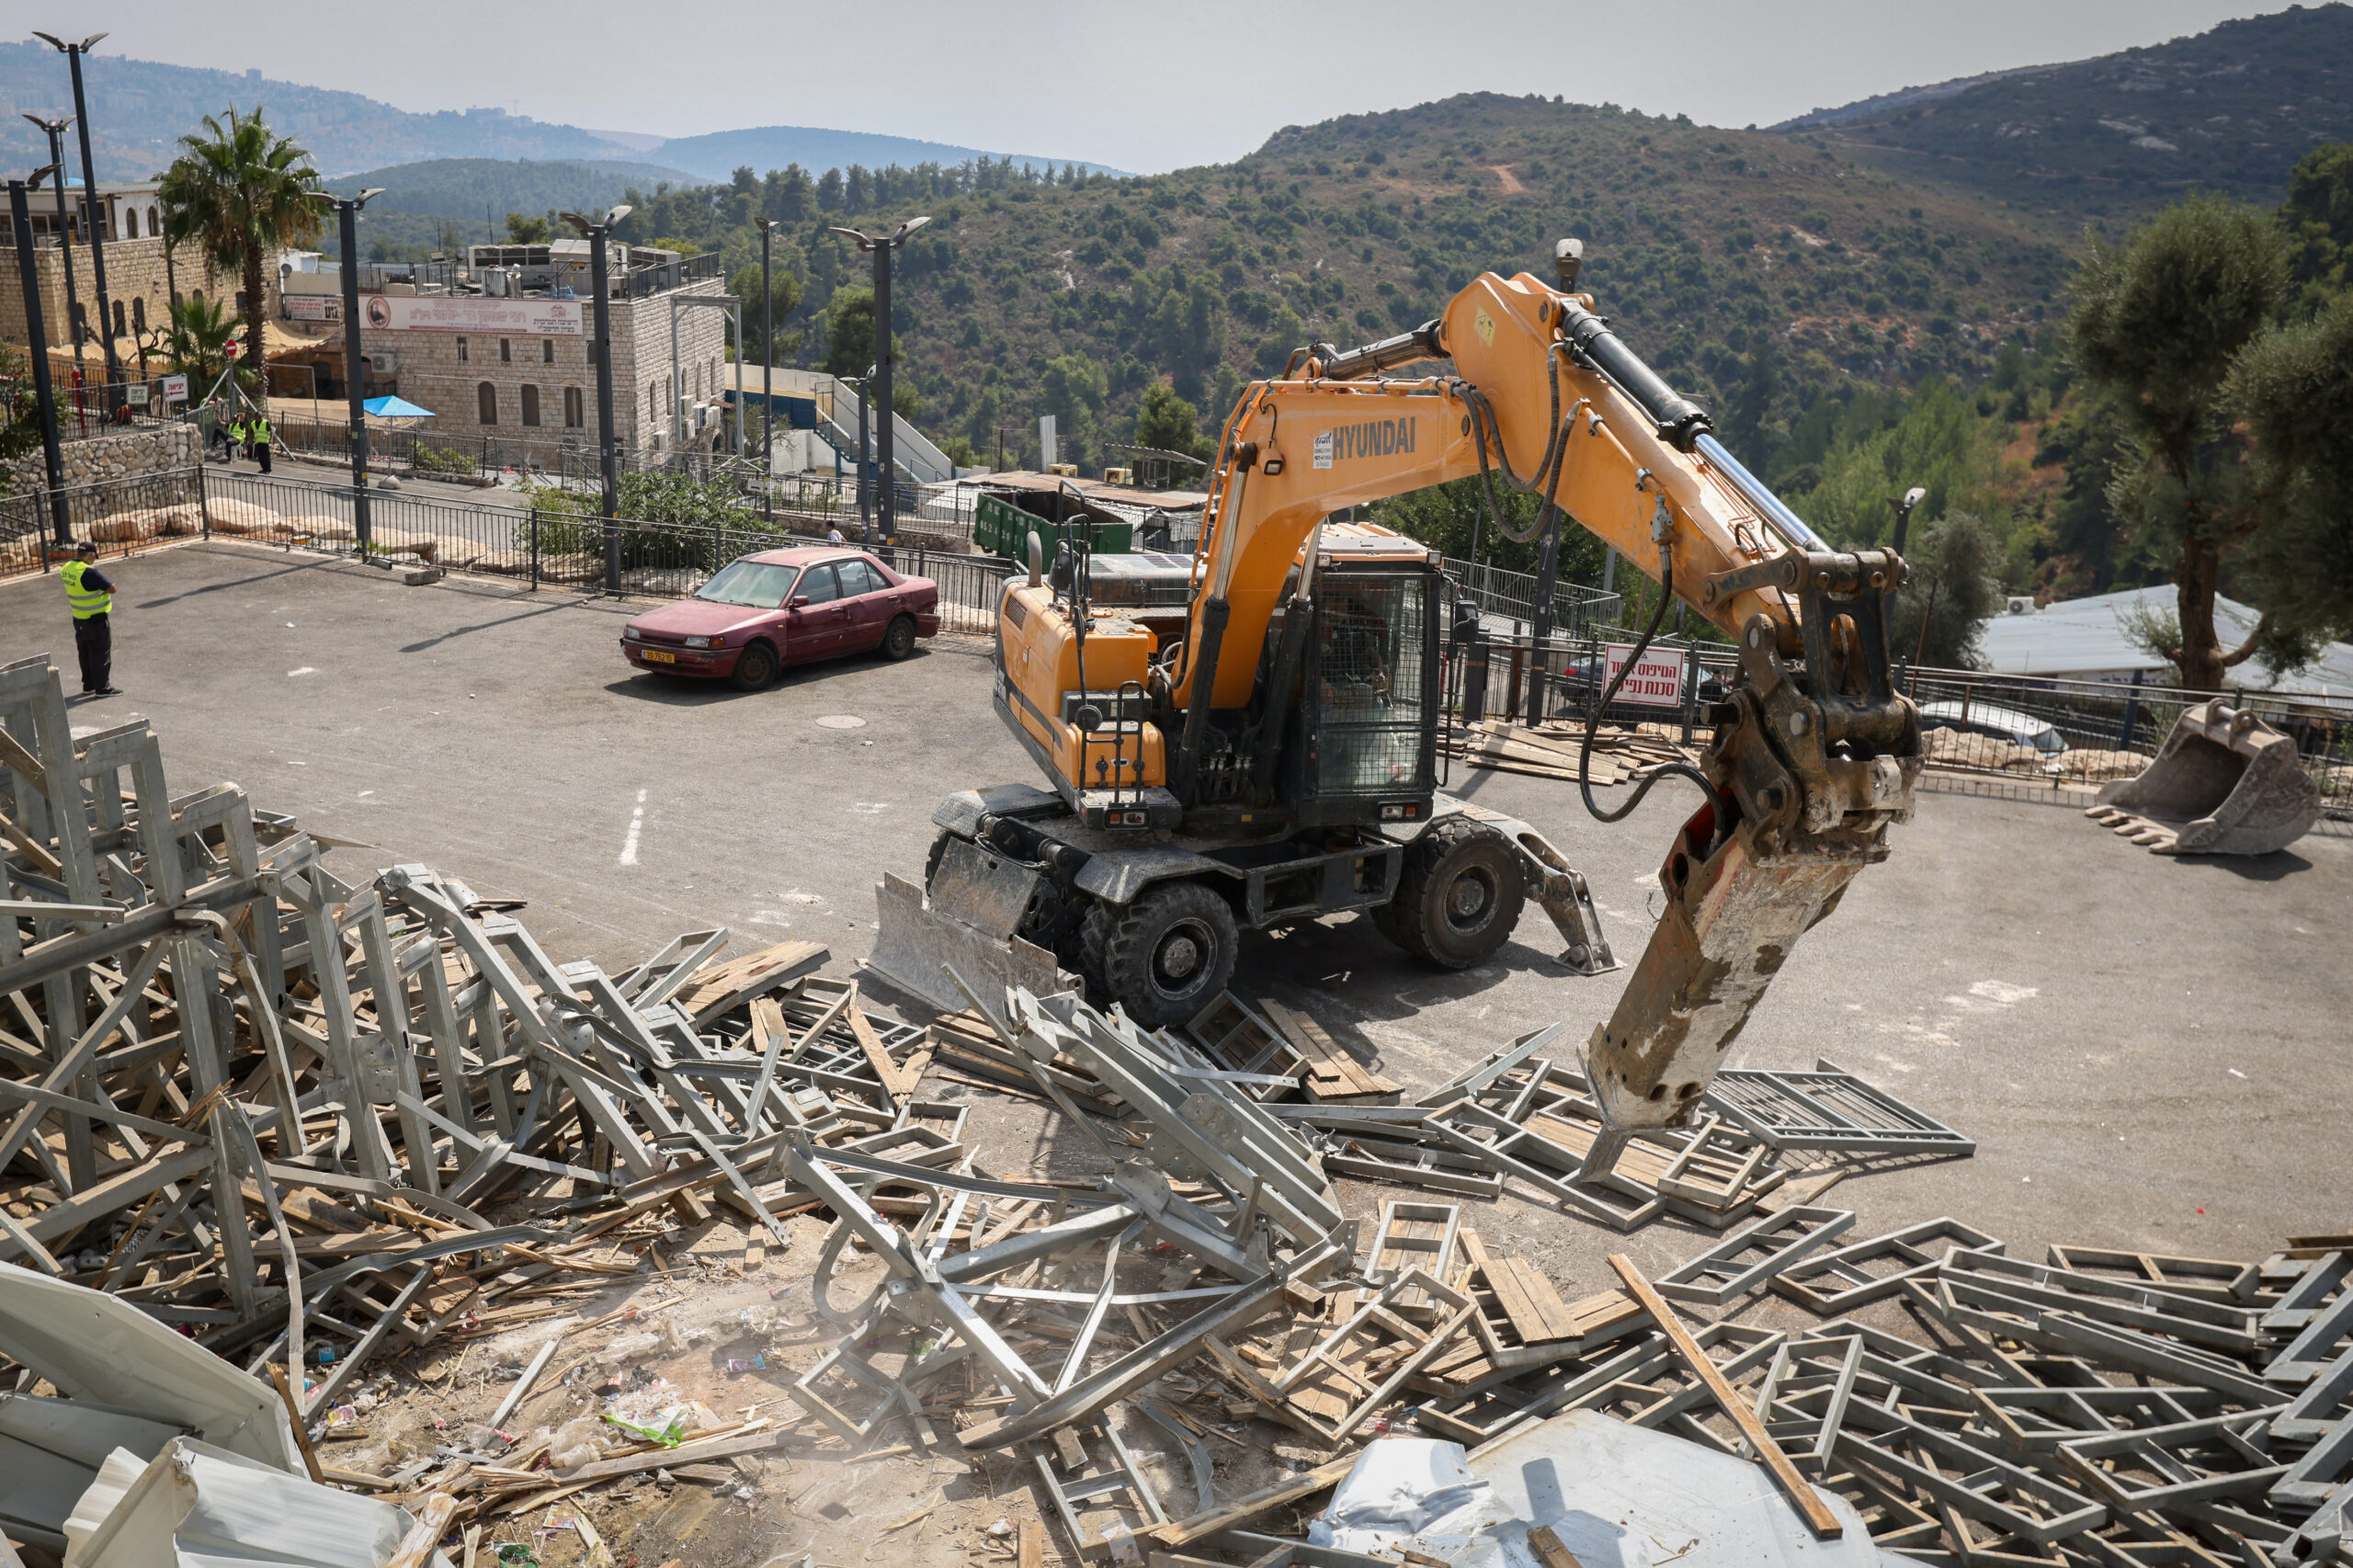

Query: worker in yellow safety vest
[253,411,273,473]
[60,541,120,698]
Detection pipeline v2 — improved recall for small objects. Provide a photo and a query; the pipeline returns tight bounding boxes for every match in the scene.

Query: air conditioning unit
[366,351,397,374]
[1047,462,1079,478]
[2006,596,2038,616]
[1100,466,1134,485]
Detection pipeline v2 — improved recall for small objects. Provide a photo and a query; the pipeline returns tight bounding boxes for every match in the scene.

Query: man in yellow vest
[61,542,120,698]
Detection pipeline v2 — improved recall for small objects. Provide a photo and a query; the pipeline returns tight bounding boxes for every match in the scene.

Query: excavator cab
[1276,551,1441,827]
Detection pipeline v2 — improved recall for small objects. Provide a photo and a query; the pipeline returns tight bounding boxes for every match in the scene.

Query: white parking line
[619,788,647,866]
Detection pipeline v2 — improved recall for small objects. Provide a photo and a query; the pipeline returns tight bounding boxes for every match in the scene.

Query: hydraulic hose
[1577,556,1729,826]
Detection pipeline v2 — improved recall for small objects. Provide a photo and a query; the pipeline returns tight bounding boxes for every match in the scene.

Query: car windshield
[693,561,800,608]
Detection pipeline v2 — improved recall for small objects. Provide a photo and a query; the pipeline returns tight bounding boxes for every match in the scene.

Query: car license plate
[642,649,676,664]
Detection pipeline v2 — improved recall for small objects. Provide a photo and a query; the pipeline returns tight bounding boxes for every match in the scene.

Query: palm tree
[157,107,321,415]
[162,294,242,403]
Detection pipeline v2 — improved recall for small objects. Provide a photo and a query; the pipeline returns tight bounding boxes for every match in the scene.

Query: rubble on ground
[3,649,2347,1568]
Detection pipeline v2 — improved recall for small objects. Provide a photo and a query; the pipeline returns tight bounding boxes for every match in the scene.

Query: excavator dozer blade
[2087,700,2321,857]
[869,836,1070,1012]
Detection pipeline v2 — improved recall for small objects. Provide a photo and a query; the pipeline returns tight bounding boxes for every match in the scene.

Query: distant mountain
[326,157,707,221]
[1774,4,2353,228]
[0,40,634,177]
[646,124,1123,184]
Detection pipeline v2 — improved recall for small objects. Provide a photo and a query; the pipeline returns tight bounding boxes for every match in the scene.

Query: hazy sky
[14,0,2290,171]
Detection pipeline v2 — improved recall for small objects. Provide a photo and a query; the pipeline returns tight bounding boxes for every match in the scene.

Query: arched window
[121,207,136,238]
[477,381,498,425]
[111,301,126,339]
[146,206,158,234]
[563,386,585,428]
[131,298,144,334]
[520,384,540,427]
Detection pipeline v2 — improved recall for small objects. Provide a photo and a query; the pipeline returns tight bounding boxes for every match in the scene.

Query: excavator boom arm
[1176,262,1921,1172]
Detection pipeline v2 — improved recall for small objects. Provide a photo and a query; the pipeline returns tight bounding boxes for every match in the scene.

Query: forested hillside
[1779,4,2353,232]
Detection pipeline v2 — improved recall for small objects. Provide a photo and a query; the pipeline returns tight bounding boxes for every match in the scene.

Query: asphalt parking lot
[6,539,2348,1290]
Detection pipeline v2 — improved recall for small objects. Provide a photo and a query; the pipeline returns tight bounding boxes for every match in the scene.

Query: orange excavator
[875,239,1920,1173]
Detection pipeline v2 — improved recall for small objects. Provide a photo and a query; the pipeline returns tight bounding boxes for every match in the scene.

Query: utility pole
[849,370,871,537]
[9,167,71,545]
[316,188,385,553]
[756,218,776,520]
[20,117,84,408]
[35,33,120,422]
[827,215,929,546]
[563,205,632,593]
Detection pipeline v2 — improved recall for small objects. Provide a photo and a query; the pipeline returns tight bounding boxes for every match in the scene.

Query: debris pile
[5,646,2346,1568]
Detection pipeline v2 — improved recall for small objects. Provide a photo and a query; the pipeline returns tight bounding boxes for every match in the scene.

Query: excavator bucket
[2086,700,2321,856]
[869,837,1068,1013]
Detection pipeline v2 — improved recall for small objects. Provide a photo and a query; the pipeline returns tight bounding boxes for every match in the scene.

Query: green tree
[1131,382,1211,478]
[161,294,242,399]
[504,211,551,244]
[821,285,898,379]
[1040,352,1109,470]
[727,263,805,365]
[1890,511,2003,669]
[2280,142,2353,305]
[157,108,322,413]
[2219,290,2353,663]
[2068,196,2312,688]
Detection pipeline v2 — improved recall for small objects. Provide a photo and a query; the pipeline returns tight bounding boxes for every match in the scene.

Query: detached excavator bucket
[2086,700,2321,856]
[869,837,1069,1012]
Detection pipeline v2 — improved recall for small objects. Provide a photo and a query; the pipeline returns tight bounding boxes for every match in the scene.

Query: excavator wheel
[1091,881,1238,1028]
[1378,817,1526,970]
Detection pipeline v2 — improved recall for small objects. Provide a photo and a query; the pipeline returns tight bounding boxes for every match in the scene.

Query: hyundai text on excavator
[873,239,1922,1172]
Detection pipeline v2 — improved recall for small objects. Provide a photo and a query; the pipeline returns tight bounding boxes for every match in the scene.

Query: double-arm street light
[8,164,71,544]
[561,204,632,593]
[825,215,928,547]
[312,187,384,551]
[33,32,120,420]
[19,116,85,402]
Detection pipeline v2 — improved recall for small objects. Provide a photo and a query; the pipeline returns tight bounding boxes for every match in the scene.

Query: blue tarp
[361,395,436,418]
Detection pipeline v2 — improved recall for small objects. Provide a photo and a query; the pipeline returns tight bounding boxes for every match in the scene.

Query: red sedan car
[620,548,940,688]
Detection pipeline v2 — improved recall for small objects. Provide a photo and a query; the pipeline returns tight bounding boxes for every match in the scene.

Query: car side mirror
[788,596,810,609]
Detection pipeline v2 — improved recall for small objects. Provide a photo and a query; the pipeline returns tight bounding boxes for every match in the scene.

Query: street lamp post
[33,33,120,421]
[756,217,776,521]
[848,369,871,535]
[826,216,929,547]
[314,189,385,554]
[20,117,85,406]
[8,166,71,546]
[563,205,632,593]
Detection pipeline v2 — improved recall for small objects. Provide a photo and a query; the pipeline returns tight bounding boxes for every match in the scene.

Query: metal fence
[1436,614,2353,824]
[0,468,208,577]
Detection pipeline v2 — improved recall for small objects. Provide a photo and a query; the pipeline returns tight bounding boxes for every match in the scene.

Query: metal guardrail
[0,468,208,576]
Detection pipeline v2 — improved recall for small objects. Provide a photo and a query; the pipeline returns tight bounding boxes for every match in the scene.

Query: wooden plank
[545,1426,780,1484]
[1527,1525,1587,1568]
[849,997,926,1106]
[387,1494,459,1568]
[1261,1000,1397,1099]
[1143,1451,1359,1547]
[1607,1254,1842,1541]
[677,939,828,1025]
[1018,1518,1045,1568]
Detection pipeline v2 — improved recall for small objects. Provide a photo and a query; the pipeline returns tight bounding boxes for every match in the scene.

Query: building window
[457,336,469,363]
[499,338,511,363]
[122,207,137,238]
[564,385,585,428]
[478,381,498,425]
[112,301,126,339]
[541,338,554,363]
[131,298,145,334]
[146,206,157,234]
[520,384,540,427]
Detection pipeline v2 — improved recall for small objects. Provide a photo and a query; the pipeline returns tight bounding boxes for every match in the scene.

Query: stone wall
[0,423,201,496]
[0,237,273,360]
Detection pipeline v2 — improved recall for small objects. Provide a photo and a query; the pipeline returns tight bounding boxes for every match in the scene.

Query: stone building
[0,181,257,364]
[268,241,732,462]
